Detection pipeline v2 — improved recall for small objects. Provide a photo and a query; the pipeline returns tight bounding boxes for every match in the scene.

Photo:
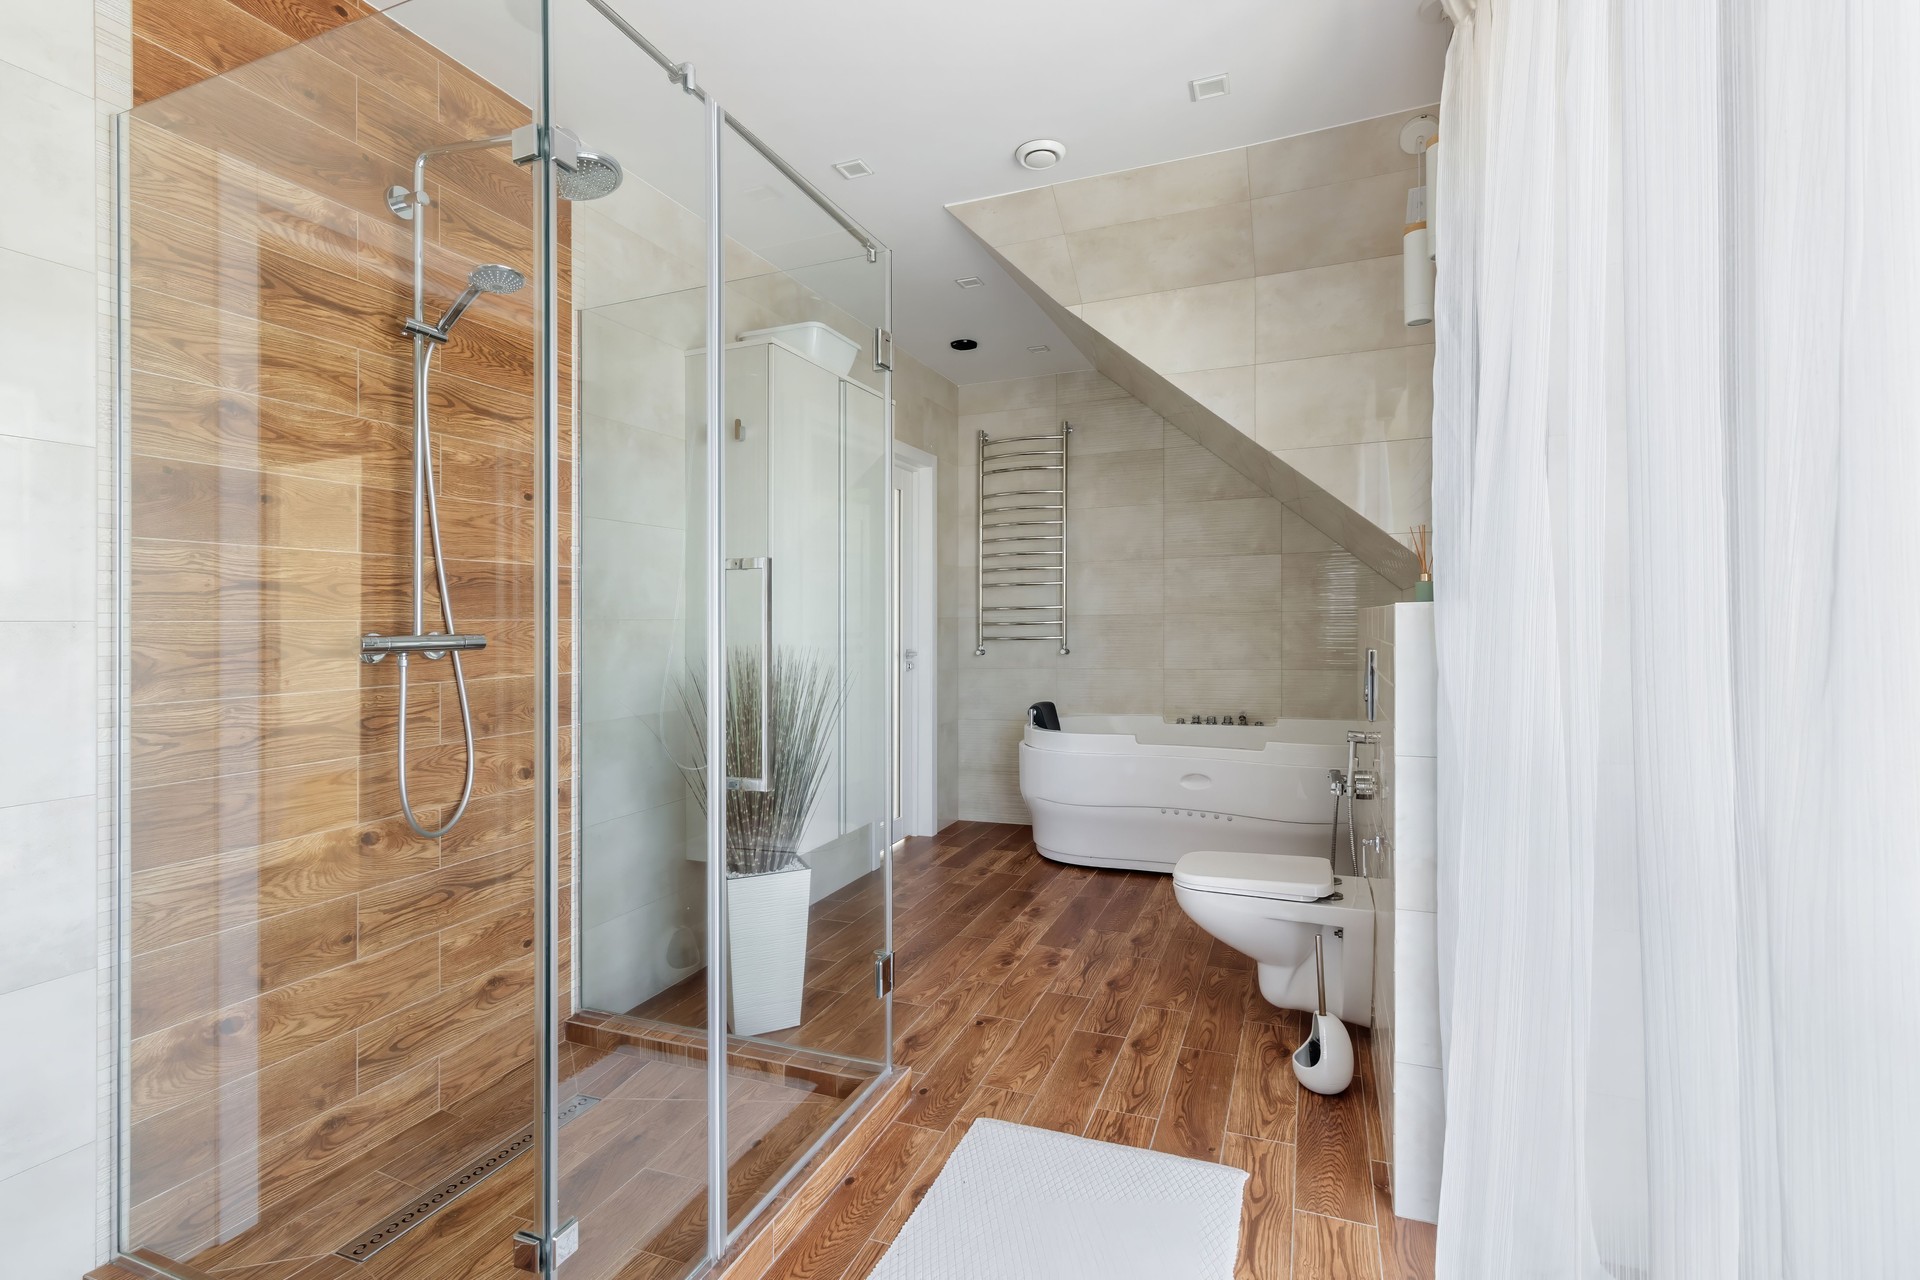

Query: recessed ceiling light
[955,276,985,289]
[832,158,874,180]
[1014,139,1067,171]
[950,338,979,351]
[1027,344,1050,353]
[1189,73,1231,102]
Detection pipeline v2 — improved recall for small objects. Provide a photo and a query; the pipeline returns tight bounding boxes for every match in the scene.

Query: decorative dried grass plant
[677,647,843,877]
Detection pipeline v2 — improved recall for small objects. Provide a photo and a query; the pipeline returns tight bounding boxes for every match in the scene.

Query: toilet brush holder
[1292,933,1355,1095]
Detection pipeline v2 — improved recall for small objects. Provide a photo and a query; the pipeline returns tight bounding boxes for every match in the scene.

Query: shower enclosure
[109,2,894,1277]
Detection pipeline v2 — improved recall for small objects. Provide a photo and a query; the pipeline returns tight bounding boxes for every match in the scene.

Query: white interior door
[893,443,937,837]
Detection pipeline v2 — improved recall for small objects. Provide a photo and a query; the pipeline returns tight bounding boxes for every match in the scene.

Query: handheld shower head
[466,263,525,295]
[423,263,526,338]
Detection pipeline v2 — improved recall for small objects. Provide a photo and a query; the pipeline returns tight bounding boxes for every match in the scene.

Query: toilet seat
[1173,850,1336,902]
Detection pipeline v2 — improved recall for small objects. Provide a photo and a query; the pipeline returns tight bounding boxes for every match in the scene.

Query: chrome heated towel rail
[975,423,1070,656]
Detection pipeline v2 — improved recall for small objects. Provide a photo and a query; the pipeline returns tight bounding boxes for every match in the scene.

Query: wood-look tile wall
[125,0,572,1257]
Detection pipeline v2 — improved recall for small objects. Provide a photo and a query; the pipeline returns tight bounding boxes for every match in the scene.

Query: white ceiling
[395,0,1449,384]
[595,0,1449,384]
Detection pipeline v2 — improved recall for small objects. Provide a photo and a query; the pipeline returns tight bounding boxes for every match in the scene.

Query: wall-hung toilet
[1172,849,1374,1023]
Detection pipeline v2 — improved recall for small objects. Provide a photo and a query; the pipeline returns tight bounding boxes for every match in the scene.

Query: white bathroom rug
[868,1118,1247,1280]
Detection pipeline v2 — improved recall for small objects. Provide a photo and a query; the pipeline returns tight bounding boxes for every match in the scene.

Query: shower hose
[395,335,479,839]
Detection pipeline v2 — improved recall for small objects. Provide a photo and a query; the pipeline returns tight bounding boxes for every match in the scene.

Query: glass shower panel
[543,2,721,1274]
[116,2,545,1272]
[719,119,894,1073]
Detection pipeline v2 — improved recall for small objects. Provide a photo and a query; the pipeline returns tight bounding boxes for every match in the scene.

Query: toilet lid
[1173,850,1336,902]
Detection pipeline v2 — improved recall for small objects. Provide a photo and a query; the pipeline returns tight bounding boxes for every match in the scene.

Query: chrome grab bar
[360,632,488,662]
[726,556,772,793]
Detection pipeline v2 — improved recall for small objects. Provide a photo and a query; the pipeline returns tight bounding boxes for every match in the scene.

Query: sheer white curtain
[1431,0,1920,1276]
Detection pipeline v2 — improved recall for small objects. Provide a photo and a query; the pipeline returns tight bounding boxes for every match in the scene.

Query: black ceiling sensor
[949,338,979,350]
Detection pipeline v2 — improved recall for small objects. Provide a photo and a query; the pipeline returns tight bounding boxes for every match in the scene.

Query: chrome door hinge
[511,1219,579,1273]
[874,328,893,372]
[873,949,895,998]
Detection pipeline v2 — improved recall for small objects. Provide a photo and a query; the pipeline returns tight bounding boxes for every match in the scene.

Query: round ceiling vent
[950,338,979,351]
[1014,139,1067,171]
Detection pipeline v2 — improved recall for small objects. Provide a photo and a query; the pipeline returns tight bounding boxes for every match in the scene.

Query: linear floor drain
[557,1093,602,1124]
[335,1096,601,1263]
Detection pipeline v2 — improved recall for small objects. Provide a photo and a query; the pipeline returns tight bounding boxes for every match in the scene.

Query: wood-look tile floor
[762,821,1438,1280]
[151,1041,843,1280]
[114,820,1433,1280]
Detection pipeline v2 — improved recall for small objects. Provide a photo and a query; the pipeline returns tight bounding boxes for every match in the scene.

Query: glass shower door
[718,116,895,1075]
[554,1,895,1273]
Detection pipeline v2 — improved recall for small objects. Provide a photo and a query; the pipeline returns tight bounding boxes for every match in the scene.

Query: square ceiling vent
[832,158,874,179]
[955,276,984,289]
[1189,73,1231,102]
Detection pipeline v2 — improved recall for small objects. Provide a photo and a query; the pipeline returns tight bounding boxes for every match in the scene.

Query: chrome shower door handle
[726,556,772,793]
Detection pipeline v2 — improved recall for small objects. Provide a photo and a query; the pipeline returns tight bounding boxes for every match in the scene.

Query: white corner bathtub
[1018,714,1357,873]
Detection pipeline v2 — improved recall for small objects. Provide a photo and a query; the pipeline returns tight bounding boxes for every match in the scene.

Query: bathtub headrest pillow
[1028,701,1062,731]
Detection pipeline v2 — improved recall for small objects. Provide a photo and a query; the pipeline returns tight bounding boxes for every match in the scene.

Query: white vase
[726,862,811,1036]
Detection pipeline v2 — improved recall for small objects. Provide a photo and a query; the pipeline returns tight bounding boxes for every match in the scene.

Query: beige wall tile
[965,404,1061,443]
[1164,670,1285,723]
[997,235,1082,306]
[1165,612,1282,670]
[1063,397,1165,455]
[1255,256,1425,363]
[1255,345,1433,450]
[1274,439,1431,543]
[1078,278,1256,374]
[1281,605,1358,672]
[948,185,1065,246]
[1279,508,1339,554]
[969,614,1164,671]
[1056,370,1129,404]
[1068,559,1165,616]
[1164,497,1287,558]
[1052,148,1251,233]
[1167,367,1256,430]
[1252,170,1412,275]
[1282,668,1359,718]
[960,667,1165,720]
[1384,437,1434,536]
[1163,554,1285,614]
[1067,448,1164,509]
[1069,504,1164,562]
[1065,203,1255,304]
[593,180,707,271]
[1165,439,1266,504]
[1271,444,1367,531]
[1280,549,1399,620]
[1246,109,1431,200]
[960,375,1058,415]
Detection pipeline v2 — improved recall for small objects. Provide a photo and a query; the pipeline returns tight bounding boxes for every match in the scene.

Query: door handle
[903,647,918,672]
[725,556,771,792]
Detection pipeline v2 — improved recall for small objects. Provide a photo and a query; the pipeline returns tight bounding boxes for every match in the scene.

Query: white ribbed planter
[726,863,811,1036]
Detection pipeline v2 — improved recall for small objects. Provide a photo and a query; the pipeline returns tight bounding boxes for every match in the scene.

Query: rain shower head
[559,152,623,201]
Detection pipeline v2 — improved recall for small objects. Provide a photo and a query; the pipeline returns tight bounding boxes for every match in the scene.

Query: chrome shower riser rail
[976,424,1070,657]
